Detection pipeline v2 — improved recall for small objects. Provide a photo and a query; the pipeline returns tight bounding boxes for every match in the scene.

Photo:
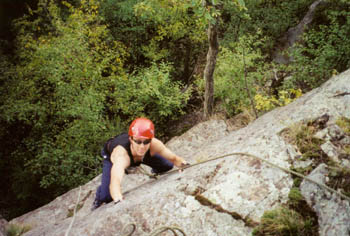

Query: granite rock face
[10,69,350,236]
[0,215,7,236]
[300,164,350,236]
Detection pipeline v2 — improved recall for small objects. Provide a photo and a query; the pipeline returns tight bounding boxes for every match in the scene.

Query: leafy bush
[254,88,302,112]
[100,0,151,68]
[110,62,191,130]
[101,0,206,82]
[286,2,350,90]
[223,0,316,56]
[0,0,191,219]
[0,0,126,214]
[196,35,265,117]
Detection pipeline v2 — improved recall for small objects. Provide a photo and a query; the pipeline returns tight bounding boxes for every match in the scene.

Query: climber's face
[130,137,151,157]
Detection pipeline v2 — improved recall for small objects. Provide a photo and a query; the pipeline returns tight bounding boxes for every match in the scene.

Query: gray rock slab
[300,164,350,236]
[0,215,7,236]
[9,69,350,235]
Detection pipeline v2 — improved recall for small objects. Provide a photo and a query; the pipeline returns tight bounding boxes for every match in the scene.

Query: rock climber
[92,117,188,210]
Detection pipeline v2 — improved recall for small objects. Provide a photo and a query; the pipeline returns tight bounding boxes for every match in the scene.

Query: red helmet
[128,117,155,139]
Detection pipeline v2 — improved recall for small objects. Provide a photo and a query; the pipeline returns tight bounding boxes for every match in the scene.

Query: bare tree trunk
[273,0,325,64]
[286,0,325,47]
[204,22,219,119]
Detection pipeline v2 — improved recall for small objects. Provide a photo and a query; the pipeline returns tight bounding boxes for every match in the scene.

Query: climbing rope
[137,166,159,179]
[67,152,350,236]
[121,223,136,236]
[122,223,186,236]
[118,151,350,236]
[65,186,82,236]
[149,226,186,236]
[137,152,350,202]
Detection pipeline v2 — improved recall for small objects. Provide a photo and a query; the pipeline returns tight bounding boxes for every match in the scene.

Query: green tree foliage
[222,0,316,55]
[100,0,152,69]
[196,34,266,116]
[2,0,350,221]
[0,0,127,217]
[110,62,191,131]
[287,1,350,90]
[219,0,350,108]
[133,0,247,118]
[106,0,207,82]
[0,0,192,219]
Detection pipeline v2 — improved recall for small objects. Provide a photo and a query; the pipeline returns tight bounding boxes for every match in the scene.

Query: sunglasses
[132,137,152,145]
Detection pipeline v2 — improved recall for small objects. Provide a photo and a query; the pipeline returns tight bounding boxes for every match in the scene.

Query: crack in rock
[178,163,223,196]
[193,192,258,228]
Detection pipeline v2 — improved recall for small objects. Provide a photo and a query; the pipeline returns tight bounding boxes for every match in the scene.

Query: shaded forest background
[0,0,349,220]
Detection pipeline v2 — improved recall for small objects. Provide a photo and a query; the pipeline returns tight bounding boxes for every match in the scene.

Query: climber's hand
[178,161,190,172]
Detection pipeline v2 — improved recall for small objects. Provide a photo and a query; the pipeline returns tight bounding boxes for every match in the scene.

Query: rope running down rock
[68,152,350,236]
[121,223,186,236]
[65,186,82,236]
[151,152,350,202]
[122,151,350,236]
